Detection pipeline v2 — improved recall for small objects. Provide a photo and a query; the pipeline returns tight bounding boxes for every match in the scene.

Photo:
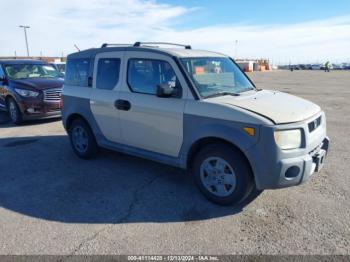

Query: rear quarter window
[65,58,91,87]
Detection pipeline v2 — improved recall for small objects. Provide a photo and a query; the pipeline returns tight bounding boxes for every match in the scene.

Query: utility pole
[234,40,238,59]
[19,25,30,57]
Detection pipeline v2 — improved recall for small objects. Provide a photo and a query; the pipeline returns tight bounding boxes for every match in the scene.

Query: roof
[162,48,227,58]
[67,45,227,59]
[0,59,47,65]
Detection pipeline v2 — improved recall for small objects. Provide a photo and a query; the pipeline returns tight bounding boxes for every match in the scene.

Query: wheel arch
[5,94,16,105]
[65,113,90,131]
[187,137,252,169]
[64,111,105,147]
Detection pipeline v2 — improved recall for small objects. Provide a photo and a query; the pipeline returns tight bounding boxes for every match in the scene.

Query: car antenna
[74,44,81,52]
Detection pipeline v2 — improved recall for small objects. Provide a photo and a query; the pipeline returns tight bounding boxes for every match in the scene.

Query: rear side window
[127,59,178,95]
[65,58,90,87]
[96,58,120,90]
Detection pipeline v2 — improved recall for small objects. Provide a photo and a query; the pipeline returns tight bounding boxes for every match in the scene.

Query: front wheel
[69,118,98,159]
[192,143,254,206]
[7,98,23,124]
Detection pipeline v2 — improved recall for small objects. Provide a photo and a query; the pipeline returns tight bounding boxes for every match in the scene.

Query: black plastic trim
[229,57,257,89]
[172,56,199,100]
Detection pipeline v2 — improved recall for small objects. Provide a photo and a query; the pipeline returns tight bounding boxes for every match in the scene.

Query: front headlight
[15,88,39,97]
[274,129,302,150]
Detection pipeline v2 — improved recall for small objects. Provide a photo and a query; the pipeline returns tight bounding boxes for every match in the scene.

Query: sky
[1,0,350,64]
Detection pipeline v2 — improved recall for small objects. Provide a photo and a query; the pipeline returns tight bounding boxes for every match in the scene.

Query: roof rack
[133,42,191,49]
[101,43,132,48]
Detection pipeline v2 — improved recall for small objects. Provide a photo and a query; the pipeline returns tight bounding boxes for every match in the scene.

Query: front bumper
[18,99,62,120]
[273,137,329,188]
[245,112,330,190]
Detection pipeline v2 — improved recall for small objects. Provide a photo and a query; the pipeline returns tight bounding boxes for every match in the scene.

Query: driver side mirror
[156,84,179,98]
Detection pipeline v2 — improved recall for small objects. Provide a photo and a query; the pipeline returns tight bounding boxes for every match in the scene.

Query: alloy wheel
[9,101,18,122]
[72,126,89,153]
[199,157,237,197]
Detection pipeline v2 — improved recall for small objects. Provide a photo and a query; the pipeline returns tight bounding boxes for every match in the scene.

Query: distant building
[235,59,272,72]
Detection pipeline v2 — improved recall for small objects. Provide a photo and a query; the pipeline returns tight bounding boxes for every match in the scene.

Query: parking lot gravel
[0,70,349,255]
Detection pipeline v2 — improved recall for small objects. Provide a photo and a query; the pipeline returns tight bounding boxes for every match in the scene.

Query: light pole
[19,25,30,57]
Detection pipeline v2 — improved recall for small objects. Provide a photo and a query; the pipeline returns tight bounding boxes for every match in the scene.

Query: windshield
[4,64,62,80]
[180,57,255,98]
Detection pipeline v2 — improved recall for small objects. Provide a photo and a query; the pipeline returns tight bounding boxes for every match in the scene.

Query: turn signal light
[243,127,255,136]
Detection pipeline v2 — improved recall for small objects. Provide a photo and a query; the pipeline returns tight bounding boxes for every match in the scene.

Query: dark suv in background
[0,60,64,124]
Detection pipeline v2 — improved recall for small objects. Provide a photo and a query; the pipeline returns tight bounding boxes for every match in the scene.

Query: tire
[68,118,98,159]
[7,97,23,124]
[192,143,254,206]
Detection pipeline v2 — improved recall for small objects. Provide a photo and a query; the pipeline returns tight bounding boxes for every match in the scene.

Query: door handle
[115,99,131,111]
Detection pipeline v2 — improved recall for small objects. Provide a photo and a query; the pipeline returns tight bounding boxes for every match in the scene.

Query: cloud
[150,15,350,64]
[1,0,191,56]
[1,0,350,63]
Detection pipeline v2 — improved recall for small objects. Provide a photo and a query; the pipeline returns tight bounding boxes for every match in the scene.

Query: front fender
[179,114,260,167]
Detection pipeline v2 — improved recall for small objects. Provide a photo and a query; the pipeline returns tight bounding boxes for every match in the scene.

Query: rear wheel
[7,98,23,124]
[192,143,254,206]
[69,118,98,159]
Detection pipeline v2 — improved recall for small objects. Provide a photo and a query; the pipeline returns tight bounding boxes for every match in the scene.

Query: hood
[206,90,321,124]
[9,78,64,90]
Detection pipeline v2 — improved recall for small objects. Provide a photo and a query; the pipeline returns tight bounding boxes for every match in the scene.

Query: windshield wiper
[239,87,256,93]
[206,83,236,88]
[203,91,240,99]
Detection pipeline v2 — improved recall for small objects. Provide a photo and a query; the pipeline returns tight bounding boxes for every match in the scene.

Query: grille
[43,88,62,103]
[308,116,322,133]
